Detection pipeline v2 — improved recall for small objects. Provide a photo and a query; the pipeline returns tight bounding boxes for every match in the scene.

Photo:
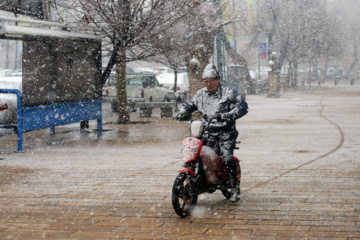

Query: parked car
[0,99,8,111]
[327,67,344,80]
[249,69,259,81]
[156,72,189,101]
[176,66,188,73]
[108,73,171,112]
[153,67,172,76]
[248,68,268,95]
[7,69,22,78]
[0,77,22,125]
[126,67,135,74]
[0,69,13,77]
[259,67,271,81]
[133,68,154,74]
[102,71,116,99]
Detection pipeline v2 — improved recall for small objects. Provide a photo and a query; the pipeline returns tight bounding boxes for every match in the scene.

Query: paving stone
[0,85,360,239]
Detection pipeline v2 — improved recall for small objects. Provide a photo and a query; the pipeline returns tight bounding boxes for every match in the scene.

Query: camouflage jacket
[176,84,248,133]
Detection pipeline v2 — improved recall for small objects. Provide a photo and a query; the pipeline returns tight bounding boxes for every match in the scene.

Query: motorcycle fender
[179,168,194,177]
[233,157,241,181]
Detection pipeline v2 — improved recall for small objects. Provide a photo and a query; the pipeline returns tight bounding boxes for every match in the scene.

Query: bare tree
[64,0,205,123]
[334,0,360,77]
[150,22,193,95]
[251,0,343,87]
[148,6,218,103]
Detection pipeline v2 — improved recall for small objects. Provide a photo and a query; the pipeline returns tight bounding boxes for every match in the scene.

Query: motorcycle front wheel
[172,172,198,218]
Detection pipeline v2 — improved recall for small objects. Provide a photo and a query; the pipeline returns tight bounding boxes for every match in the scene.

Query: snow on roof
[0,25,100,41]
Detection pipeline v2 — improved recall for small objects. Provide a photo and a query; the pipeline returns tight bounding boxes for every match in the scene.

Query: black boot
[230,184,240,202]
[225,162,240,202]
[229,176,240,202]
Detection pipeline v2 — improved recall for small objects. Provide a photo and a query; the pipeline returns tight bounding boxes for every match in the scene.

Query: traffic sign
[260,51,267,59]
[258,43,267,52]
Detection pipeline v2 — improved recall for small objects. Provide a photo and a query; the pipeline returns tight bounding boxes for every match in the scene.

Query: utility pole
[15,41,18,70]
[215,0,224,83]
[258,40,261,81]
[232,0,237,54]
[42,0,51,21]
[216,26,225,83]
[5,40,10,69]
[14,16,18,70]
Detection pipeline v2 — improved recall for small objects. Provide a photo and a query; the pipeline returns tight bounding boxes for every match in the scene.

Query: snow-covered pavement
[0,82,359,239]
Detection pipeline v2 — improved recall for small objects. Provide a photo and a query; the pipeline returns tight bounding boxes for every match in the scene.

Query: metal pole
[258,41,261,81]
[216,0,225,83]
[309,51,312,87]
[256,0,261,81]
[222,32,226,82]
[5,40,10,69]
[43,0,51,21]
[232,0,237,54]
[14,18,18,70]
[15,41,18,70]
[217,27,225,83]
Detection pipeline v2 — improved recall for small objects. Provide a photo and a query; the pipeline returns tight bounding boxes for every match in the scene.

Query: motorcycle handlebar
[205,114,221,129]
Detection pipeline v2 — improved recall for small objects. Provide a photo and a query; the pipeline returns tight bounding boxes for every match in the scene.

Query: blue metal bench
[0,89,102,152]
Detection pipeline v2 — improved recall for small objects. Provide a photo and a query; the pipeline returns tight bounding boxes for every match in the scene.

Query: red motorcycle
[172,117,241,218]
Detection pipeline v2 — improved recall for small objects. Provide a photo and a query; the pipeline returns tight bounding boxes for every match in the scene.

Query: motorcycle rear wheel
[172,172,198,218]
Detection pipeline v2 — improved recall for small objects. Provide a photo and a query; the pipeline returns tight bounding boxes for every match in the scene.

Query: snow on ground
[0,81,359,238]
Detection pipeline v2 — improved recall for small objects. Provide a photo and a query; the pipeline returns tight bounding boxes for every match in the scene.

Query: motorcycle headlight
[190,121,204,138]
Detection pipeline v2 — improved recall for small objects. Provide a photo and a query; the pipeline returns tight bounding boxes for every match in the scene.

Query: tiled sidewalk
[0,84,359,239]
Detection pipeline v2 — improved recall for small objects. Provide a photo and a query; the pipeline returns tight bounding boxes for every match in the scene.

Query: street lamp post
[267,52,279,98]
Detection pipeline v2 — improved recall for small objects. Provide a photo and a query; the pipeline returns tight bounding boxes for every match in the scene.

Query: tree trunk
[188,46,213,98]
[101,51,118,84]
[174,68,178,94]
[116,49,130,124]
[324,55,329,80]
[173,68,178,111]
[293,60,298,87]
[188,45,213,121]
[347,41,359,76]
[287,60,293,88]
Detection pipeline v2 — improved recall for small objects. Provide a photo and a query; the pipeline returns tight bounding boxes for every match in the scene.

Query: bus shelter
[0,17,102,152]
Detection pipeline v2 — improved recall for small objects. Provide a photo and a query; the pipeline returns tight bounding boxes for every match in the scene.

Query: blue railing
[0,89,102,152]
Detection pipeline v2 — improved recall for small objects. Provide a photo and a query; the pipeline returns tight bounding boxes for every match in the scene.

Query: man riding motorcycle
[175,64,248,202]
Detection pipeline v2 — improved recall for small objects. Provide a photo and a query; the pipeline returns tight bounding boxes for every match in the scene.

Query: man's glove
[175,114,184,121]
[175,113,191,121]
[220,113,233,121]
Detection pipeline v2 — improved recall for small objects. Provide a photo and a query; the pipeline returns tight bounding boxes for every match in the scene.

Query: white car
[102,71,117,99]
[259,67,271,81]
[107,73,171,112]
[0,77,22,125]
[153,67,172,75]
[7,72,22,78]
[156,72,189,101]
[0,69,13,77]
[133,68,154,74]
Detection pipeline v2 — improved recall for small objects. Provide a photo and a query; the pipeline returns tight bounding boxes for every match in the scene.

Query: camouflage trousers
[204,130,238,164]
